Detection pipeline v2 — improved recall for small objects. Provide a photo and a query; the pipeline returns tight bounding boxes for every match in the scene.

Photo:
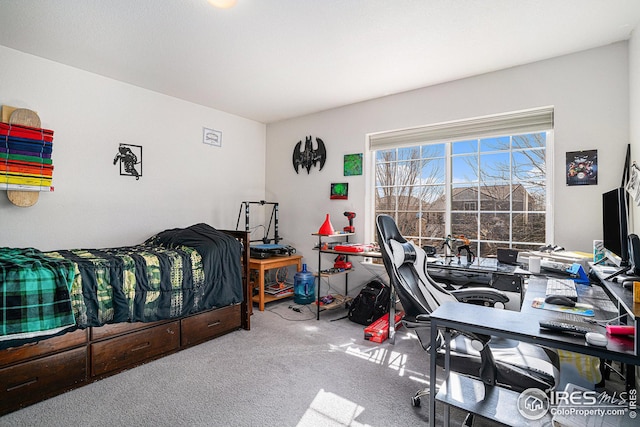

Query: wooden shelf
[311,232,355,237]
[311,294,352,311]
[315,269,352,278]
[252,292,293,305]
[249,255,303,311]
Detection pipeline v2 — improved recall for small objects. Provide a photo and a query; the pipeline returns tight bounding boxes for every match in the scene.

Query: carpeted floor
[0,300,472,427]
[0,300,628,426]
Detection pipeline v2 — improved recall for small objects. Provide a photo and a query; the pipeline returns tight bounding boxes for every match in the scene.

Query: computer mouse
[585,332,608,347]
[544,295,576,307]
[621,280,635,290]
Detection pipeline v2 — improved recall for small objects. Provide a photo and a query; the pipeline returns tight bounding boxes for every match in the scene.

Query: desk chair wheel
[411,395,420,407]
[411,388,430,407]
[462,413,475,426]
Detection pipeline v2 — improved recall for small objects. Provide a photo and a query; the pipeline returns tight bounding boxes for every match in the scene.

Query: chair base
[413,387,475,426]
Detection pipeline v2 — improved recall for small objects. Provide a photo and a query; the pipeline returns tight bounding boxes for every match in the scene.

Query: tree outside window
[374,132,547,258]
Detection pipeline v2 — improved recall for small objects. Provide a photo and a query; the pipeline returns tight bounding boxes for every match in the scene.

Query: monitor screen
[602,187,629,266]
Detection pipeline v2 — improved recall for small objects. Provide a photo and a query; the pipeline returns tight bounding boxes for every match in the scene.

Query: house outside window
[369,108,553,258]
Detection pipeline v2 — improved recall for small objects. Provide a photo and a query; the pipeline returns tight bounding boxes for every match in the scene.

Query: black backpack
[348,280,391,325]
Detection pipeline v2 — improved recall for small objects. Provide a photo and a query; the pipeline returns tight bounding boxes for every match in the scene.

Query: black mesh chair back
[375,214,560,396]
[376,214,456,319]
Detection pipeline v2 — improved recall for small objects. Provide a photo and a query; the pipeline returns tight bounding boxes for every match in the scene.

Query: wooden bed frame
[0,229,251,416]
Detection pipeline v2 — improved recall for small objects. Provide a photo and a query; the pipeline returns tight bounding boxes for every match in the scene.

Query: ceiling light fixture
[207,0,237,9]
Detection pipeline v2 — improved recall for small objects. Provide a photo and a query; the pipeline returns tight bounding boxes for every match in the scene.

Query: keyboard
[539,319,594,335]
[545,278,578,301]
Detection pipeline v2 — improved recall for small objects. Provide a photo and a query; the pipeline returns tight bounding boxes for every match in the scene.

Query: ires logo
[517,387,638,421]
[517,388,550,420]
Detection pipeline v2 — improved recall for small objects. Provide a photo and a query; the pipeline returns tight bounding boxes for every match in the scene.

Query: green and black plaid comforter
[46,244,207,328]
[0,247,76,336]
[1,223,243,336]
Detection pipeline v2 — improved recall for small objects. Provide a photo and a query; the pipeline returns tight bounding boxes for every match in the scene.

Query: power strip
[606,325,636,336]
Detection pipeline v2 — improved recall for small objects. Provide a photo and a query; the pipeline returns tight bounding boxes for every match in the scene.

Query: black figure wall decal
[292,136,327,174]
[113,143,142,180]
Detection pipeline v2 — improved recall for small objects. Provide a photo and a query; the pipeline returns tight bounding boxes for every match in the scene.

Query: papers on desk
[531,297,595,317]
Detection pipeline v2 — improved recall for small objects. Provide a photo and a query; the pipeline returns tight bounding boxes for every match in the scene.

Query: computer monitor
[627,234,640,276]
[602,187,629,278]
[602,187,628,265]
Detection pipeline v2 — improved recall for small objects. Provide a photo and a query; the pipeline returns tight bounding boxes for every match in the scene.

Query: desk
[428,278,638,426]
[249,255,303,311]
[427,256,523,275]
[591,265,640,356]
[522,278,637,358]
[427,256,527,310]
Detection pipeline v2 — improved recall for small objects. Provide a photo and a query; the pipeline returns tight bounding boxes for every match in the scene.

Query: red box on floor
[364,311,405,343]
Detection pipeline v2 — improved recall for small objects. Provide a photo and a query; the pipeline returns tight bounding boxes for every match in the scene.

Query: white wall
[630,28,640,232]
[0,46,266,250]
[267,42,630,294]
[624,22,640,390]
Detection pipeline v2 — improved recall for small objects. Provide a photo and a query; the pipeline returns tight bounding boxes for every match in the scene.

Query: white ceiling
[1,1,640,124]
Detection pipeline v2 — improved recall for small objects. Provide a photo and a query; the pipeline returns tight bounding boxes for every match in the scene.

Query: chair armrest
[478,341,498,386]
[450,287,509,306]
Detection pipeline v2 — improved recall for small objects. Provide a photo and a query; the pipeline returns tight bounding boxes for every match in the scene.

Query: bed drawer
[90,319,170,341]
[0,328,87,367]
[0,346,87,415]
[181,305,241,347]
[90,321,180,377]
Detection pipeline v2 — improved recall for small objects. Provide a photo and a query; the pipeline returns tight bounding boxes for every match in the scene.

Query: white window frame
[365,107,555,248]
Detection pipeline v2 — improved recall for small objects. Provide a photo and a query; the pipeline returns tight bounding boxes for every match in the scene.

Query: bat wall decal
[292,136,327,174]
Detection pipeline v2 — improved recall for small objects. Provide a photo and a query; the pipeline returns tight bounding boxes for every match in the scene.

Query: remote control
[539,320,593,335]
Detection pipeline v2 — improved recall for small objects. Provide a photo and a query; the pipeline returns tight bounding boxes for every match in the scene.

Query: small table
[249,255,303,311]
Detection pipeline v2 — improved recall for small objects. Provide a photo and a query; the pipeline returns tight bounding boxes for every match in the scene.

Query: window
[369,108,553,258]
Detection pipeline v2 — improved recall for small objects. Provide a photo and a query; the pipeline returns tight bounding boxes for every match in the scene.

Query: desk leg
[317,245,321,320]
[388,284,396,344]
[258,267,265,312]
[626,366,636,392]
[443,328,451,426]
[429,321,438,427]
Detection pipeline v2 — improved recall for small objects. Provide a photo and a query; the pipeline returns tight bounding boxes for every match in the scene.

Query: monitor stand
[604,265,631,281]
[606,271,640,289]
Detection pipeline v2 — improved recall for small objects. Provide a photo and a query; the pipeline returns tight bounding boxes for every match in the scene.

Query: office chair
[376,214,560,410]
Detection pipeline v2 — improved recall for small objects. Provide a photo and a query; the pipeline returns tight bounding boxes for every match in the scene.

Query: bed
[0,223,251,415]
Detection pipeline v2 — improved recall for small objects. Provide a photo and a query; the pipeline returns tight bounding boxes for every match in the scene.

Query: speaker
[497,248,519,265]
[491,273,523,293]
[491,273,524,310]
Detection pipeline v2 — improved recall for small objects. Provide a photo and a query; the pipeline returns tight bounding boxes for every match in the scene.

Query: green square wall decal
[344,153,363,176]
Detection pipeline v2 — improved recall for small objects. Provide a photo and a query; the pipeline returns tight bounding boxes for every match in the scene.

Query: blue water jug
[293,264,315,305]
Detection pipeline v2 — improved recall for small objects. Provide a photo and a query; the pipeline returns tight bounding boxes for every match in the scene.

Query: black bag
[348,280,391,325]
